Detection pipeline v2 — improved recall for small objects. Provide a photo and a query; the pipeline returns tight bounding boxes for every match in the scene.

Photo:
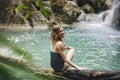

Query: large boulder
[50,0,66,14]
[49,1,81,24]
[81,4,94,13]
[62,1,81,24]
[76,0,112,13]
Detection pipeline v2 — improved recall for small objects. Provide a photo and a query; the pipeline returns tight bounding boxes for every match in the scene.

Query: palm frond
[35,0,50,20]
[0,34,32,61]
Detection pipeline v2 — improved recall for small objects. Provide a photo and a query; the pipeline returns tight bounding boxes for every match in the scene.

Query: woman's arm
[65,46,72,50]
[56,41,81,70]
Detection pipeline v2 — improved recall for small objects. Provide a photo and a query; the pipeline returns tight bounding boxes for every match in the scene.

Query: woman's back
[50,51,65,72]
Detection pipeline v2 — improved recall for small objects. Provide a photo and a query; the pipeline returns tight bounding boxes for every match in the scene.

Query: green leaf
[15,8,19,13]
[20,5,28,9]
[35,0,40,7]
[24,13,30,19]
[0,33,32,61]
[35,0,50,20]
[0,62,17,80]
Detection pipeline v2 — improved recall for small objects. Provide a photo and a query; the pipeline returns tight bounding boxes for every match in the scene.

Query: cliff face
[0,0,14,23]
[0,0,47,27]
[76,0,112,13]
[0,0,112,27]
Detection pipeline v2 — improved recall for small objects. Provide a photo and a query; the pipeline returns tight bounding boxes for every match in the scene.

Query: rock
[100,10,109,22]
[0,0,24,24]
[87,0,107,13]
[48,0,81,24]
[77,12,98,22]
[105,0,113,9]
[50,0,66,14]
[76,0,112,13]
[63,70,120,80]
[82,4,94,13]
[62,1,81,24]
[76,0,88,7]
[63,1,80,17]
[0,0,48,27]
[0,0,115,26]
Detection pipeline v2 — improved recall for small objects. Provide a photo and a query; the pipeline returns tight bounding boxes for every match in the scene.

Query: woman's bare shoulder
[56,41,64,46]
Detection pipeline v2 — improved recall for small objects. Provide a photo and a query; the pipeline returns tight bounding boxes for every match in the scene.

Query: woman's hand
[65,46,73,50]
[76,66,88,71]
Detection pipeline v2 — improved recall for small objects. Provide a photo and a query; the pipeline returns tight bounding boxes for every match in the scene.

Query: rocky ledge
[63,70,120,80]
[0,55,120,80]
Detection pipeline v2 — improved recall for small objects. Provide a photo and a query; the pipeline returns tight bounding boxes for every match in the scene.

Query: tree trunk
[63,70,120,80]
[0,55,120,80]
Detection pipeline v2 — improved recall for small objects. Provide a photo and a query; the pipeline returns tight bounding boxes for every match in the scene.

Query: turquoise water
[0,22,120,71]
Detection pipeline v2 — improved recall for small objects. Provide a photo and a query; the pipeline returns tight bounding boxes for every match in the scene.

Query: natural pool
[0,22,120,72]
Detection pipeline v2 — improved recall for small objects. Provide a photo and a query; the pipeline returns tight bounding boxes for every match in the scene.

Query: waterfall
[98,0,120,29]
[111,0,120,29]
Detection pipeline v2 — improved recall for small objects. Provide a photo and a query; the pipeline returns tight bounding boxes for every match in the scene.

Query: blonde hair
[51,25,62,45]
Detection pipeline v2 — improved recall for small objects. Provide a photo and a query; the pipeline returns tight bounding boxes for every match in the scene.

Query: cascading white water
[97,0,120,27]
[78,0,120,28]
[111,0,120,29]
[105,0,119,21]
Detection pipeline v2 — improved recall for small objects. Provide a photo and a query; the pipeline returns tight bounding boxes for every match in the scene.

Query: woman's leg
[63,48,75,71]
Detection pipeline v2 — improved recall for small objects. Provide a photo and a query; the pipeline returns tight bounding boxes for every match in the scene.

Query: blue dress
[50,51,65,72]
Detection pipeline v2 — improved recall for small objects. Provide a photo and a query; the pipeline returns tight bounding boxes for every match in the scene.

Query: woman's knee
[72,48,75,52]
[69,48,75,54]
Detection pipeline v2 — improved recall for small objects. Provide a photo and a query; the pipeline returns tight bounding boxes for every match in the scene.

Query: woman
[50,25,86,72]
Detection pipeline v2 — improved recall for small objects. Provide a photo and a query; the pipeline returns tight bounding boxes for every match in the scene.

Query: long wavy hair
[51,26,62,46]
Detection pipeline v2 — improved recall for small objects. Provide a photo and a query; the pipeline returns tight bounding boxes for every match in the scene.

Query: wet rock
[63,70,120,80]
[76,0,112,13]
[62,1,81,24]
[82,4,94,13]
[50,0,66,14]
[77,12,98,22]
[49,0,81,24]
[63,1,80,17]
[0,0,48,27]
[76,0,88,7]
[0,0,24,24]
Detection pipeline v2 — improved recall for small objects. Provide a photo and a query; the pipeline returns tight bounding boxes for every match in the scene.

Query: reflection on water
[0,22,120,70]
